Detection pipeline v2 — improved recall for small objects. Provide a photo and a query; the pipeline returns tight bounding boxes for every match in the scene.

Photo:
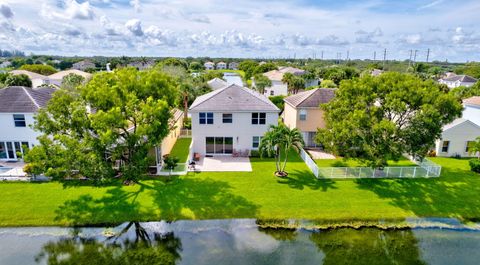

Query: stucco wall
[0,112,39,149]
[435,121,480,157]
[190,111,278,155]
[265,81,288,96]
[463,105,480,126]
[161,115,184,156]
[283,104,326,132]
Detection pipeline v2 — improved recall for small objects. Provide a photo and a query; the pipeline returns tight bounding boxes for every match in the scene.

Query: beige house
[48,69,92,87]
[283,88,335,148]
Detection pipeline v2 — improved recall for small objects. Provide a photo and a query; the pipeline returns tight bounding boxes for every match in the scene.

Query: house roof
[189,84,279,112]
[48,69,92,80]
[0,86,55,113]
[371,69,384,76]
[463,96,480,107]
[441,74,477,83]
[278,66,305,75]
[207,78,229,90]
[442,118,480,132]
[263,66,305,81]
[284,88,335,108]
[10,70,48,80]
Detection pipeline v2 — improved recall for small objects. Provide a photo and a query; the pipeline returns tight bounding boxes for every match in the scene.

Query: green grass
[315,157,416,167]
[0,154,479,227]
[167,138,191,163]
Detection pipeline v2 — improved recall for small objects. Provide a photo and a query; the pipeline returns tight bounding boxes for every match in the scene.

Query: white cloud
[418,0,445,10]
[405,34,422,44]
[129,0,140,12]
[125,18,143,36]
[0,3,13,19]
[41,0,95,20]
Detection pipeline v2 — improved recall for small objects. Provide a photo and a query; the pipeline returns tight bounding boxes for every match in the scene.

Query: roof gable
[284,88,335,108]
[0,86,55,113]
[189,84,279,112]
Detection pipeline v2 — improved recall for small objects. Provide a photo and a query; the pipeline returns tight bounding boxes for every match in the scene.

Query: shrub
[470,159,480,174]
[250,150,260,157]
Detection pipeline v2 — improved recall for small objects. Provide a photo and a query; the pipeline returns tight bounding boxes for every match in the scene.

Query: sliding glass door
[0,141,29,160]
[206,137,233,154]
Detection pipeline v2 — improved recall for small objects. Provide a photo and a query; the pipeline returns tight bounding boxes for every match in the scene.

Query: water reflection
[35,222,182,265]
[310,228,426,265]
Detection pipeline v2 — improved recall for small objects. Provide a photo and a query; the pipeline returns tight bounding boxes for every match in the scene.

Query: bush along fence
[299,148,442,179]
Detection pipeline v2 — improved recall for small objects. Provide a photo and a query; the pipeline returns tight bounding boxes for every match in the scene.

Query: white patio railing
[299,148,441,179]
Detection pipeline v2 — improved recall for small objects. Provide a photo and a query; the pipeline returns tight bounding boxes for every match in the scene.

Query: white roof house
[0,86,55,161]
[207,78,228,91]
[260,66,318,96]
[48,69,92,87]
[439,74,477,89]
[216,61,227,70]
[204,61,215,70]
[462,96,480,126]
[435,118,480,157]
[10,70,51,88]
[189,84,279,156]
[229,62,239,70]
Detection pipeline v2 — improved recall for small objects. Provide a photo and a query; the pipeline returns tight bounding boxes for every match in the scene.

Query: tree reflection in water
[35,222,182,265]
[310,228,426,265]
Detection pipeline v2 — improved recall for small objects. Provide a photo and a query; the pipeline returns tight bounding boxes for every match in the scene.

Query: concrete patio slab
[307,149,336,159]
[193,156,252,172]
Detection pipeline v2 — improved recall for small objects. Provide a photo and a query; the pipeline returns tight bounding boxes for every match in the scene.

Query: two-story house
[204,61,215,70]
[216,62,227,70]
[229,62,239,70]
[0,86,54,160]
[435,96,480,157]
[283,88,335,148]
[48,69,92,87]
[72,60,95,71]
[189,84,280,156]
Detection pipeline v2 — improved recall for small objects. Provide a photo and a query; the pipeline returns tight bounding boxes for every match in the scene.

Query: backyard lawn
[315,157,416,167]
[167,138,191,163]
[0,150,479,226]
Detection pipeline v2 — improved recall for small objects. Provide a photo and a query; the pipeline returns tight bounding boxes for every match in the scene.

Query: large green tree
[238,60,259,80]
[316,72,462,168]
[450,82,480,99]
[5,73,32,87]
[253,74,272,94]
[61,73,86,90]
[25,68,178,182]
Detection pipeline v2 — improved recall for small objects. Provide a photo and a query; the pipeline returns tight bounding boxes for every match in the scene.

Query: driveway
[192,156,252,172]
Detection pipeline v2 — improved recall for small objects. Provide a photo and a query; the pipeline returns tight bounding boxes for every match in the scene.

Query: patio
[192,156,252,172]
[307,149,336,159]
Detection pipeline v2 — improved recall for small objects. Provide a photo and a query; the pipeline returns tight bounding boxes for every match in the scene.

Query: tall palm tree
[468,136,480,159]
[259,124,304,177]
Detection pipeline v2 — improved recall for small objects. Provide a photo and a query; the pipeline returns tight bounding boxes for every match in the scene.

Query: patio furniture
[194,152,201,161]
[188,161,196,171]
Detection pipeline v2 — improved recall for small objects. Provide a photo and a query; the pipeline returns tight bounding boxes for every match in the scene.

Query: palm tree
[468,136,480,159]
[259,124,304,177]
[281,72,294,93]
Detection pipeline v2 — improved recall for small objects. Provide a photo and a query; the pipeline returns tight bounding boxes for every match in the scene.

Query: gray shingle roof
[442,74,478,83]
[189,84,279,112]
[284,88,335,108]
[0,86,55,113]
[207,78,228,90]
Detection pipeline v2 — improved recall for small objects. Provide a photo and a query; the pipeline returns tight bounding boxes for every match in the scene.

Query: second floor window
[222,113,232,123]
[199,112,213,124]
[252,113,266,125]
[13,114,26,127]
[299,109,307,121]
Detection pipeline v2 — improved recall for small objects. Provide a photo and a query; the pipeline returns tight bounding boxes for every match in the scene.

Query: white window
[299,109,307,121]
[222,113,232,123]
[270,90,274,96]
[252,136,262,148]
[13,114,26,127]
[252,113,266,125]
[199,112,213,124]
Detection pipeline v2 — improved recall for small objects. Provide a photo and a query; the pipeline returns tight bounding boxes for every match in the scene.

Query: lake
[223,72,244,86]
[1,219,480,265]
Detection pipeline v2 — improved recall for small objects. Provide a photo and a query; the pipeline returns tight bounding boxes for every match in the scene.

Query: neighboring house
[0,61,12,68]
[149,109,184,174]
[0,86,55,161]
[72,60,95,71]
[261,66,318,96]
[434,118,480,157]
[283,88,335,148]
[463,96,480,126]
[48,69,92,87]
[10,70,50,88]
[438,74,477,89]
[127,61,155,70]
[216,62,227,70]
[229,62,239,70]
[204,62,215,70]
[189,84,280,156]
[207,78,228,91]
[371,69,384,76]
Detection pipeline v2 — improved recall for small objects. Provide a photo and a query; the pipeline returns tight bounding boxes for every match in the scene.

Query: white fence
[299,148,441,179]
[180,129,192,138]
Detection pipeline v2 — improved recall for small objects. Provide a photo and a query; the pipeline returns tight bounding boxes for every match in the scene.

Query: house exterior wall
[463,105,480,126]
[264,80,288,96]
[216,63,227,70]
[283,104,326,132]
[204,63,214,70]
[160,115,184,158]
[0,112,39,160]
[190,111,278,156]
[435,122,480,157]
[283,103,298,129]
[31,78,49,88]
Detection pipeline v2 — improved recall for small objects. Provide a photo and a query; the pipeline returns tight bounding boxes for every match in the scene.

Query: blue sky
[0,0,479,62]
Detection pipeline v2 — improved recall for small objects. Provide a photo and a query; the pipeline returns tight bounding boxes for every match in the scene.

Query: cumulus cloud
[125,19,143,36]
[129,0,140,12]
[182,12,210,24]
[144,25,177,46]
[42,0,95,20]
[404,34,422,44]
[355,28,383,44]
[0,3,13,19]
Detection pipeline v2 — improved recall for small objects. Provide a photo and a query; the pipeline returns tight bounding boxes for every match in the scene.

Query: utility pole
[374,51,376,61]
[408,50,413,67]
[426,48,430,62]
[413,50,418,63]
[346,50,349,61]
[382,48,387,67]
[321,51,324,60]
